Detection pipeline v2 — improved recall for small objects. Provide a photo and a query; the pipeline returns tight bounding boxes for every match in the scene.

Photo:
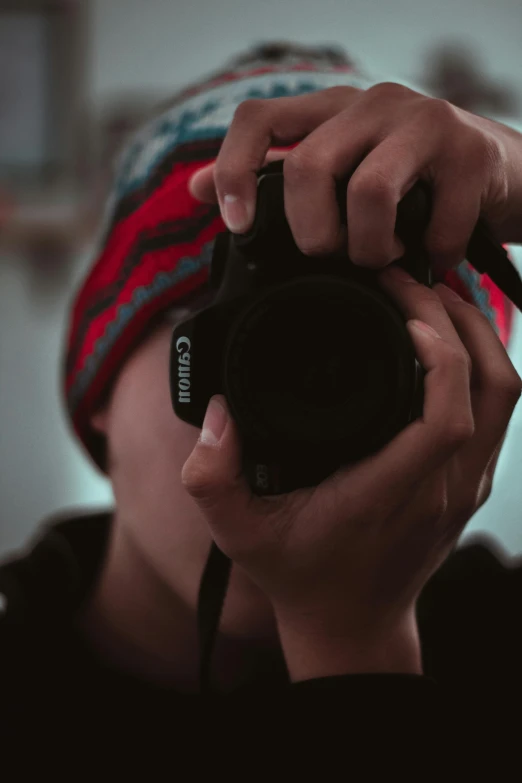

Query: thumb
[181,395,252,523]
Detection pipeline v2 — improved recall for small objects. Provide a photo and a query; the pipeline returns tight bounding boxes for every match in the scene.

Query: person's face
[90,317,278,645]
[90,319,213,600]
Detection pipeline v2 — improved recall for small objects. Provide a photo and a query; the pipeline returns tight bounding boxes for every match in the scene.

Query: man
[1,41,522,767]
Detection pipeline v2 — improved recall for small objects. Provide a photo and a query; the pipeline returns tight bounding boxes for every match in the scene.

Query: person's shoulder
[0,508,113,639]
[0,509,113,708]
[421,533,522,604]
[440,534,520,577]
[0,507,112,574]
[418,533,522,648]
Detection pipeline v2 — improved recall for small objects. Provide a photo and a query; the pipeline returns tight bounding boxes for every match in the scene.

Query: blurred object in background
[0,0,91,285]
[0,0,167,292]
[90,91,165,211]
[421,40,519,116]
[96,94,158,173]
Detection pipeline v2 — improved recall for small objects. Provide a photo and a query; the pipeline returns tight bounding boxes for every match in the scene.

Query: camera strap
[197,541,232,693]
[465,220,522,312]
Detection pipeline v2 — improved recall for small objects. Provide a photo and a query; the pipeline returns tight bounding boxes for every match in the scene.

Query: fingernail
[408,319,441,340]
[222,195,251,233]
[200,397,228,446]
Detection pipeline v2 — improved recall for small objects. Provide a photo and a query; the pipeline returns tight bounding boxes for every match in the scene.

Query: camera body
[170,160,432,495]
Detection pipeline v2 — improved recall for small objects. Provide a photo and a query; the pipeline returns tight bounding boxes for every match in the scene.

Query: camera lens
[223,276,417,460]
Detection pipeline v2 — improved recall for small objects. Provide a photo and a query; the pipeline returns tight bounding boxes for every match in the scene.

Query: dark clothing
[0,512,520,770]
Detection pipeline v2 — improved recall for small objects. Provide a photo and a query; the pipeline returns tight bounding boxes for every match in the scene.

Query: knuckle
[181,463,210,502]
[233,98,267,124]
[491,371,522,405]
[181,460,232,506]
[414,286,440,305]
[412,286,450,314]
[366,81,412,101]
[284,146,320,184]
[421,97,459,126]
[348,168,395,204]
[468,131,504,173]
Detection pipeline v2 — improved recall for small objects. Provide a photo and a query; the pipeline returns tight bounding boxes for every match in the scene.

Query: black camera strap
[465,220,522,312]
[197,541,232,693]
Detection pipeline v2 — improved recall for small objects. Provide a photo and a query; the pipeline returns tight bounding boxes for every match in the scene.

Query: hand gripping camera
[170,159,522,496]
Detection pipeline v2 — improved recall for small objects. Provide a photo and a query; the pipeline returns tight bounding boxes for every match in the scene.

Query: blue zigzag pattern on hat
[113,69,367,204]
[455,260,497,333]
[68,241,215,412]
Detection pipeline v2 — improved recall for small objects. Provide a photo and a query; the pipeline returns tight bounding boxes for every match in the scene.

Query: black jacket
[0,511,520,771]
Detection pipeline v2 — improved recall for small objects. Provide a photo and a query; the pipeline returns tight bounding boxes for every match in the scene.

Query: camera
[170,159,433,495]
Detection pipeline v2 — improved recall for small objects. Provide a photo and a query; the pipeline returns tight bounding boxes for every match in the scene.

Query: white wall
[1,0,522,557]
[0,14,48,167]
[0,248,114,554]
[89,0,522,105]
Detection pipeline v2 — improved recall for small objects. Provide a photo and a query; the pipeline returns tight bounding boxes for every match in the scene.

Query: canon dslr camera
[170,160,433,495]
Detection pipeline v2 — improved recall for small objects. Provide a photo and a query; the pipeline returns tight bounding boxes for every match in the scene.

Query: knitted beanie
[63,46,515,471]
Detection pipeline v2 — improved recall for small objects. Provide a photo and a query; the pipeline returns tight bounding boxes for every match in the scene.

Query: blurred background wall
[1,0,522,557]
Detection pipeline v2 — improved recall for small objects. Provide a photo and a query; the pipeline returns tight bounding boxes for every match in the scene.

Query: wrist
[275,608,422,683]
[480,116,522,245]
[499,125,522,244]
